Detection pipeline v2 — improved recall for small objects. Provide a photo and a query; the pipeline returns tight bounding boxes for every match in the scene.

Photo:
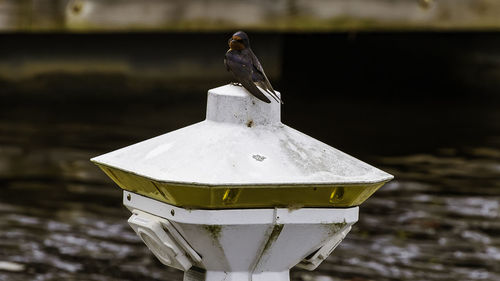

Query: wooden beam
[1,0,500,32]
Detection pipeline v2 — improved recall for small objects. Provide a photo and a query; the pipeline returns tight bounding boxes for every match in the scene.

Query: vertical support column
[184,270,289,281]
[252,271,290,281]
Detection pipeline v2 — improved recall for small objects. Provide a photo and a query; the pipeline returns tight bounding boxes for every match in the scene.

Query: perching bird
[224,31,283,104]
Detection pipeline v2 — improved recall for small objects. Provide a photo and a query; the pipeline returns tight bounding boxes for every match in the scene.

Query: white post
[92,84,393,281]
[124,192,358,281]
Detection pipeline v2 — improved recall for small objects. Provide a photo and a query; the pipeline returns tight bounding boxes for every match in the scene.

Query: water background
[1,32,500,281]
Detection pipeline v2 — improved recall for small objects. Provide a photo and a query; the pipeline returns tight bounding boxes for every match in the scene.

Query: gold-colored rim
[98,164,389,209]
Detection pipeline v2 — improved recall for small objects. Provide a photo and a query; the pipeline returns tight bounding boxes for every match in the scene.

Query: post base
[125,192,358,281]
[183,269,289,281]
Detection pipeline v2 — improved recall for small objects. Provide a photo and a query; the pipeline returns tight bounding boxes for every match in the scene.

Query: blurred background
[1,0,500,280]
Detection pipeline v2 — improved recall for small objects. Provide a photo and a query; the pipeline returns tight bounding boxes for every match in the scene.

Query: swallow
[224,31,283,104]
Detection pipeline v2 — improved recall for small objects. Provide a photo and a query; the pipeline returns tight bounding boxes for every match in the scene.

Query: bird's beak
[229,39,239,49]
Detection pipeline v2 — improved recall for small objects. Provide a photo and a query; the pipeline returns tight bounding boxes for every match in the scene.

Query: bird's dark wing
[225,51,271,103]
[239,78,271,104]
[248,49,283,104]
[224,56,230,72]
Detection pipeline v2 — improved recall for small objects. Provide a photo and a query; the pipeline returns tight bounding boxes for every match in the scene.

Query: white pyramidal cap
[92,84,393,186]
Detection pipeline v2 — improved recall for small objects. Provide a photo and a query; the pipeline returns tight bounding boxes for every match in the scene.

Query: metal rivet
[127,194,131,201]
[171,209,175,216]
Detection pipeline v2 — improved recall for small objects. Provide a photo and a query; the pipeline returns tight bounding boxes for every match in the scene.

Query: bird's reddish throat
[229,35,245,51]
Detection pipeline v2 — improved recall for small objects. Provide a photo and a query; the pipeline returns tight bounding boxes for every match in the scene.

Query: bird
[224,31,283,104]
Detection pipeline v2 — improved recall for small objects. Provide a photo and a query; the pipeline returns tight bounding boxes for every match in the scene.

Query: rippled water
[0,96,499,281]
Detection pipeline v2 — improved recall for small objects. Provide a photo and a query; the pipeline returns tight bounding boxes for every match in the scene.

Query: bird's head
[228,31,250,51]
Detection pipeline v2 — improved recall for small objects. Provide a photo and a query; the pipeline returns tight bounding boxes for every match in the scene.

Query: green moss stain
[286,203,304,212]
[261,224,284,255]
[204,225,222,241]
[202,225,231,267]
[327,221,347,235]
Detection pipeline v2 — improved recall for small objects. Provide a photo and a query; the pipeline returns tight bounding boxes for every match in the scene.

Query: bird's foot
[231,82,243,87]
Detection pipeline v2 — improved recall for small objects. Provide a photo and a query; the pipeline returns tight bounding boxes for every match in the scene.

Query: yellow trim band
[98,164,388,209]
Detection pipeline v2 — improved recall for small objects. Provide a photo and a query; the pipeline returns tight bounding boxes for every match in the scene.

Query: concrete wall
[1,0,500,32]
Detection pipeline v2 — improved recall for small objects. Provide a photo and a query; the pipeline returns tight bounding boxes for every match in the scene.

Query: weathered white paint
[92,84,392,280]
[124,191,358,281]
[91,84,393,186]
[123,190,358,226]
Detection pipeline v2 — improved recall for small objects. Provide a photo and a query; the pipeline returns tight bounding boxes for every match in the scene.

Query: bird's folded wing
[241,79,271,103]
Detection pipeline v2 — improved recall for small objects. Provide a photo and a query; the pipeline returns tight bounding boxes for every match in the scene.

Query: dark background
[1,32,500,281]
[2,32,499,155]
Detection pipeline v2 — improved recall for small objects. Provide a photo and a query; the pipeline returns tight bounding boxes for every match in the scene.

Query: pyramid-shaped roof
[92,85,392,186]
[92,85,393,209]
